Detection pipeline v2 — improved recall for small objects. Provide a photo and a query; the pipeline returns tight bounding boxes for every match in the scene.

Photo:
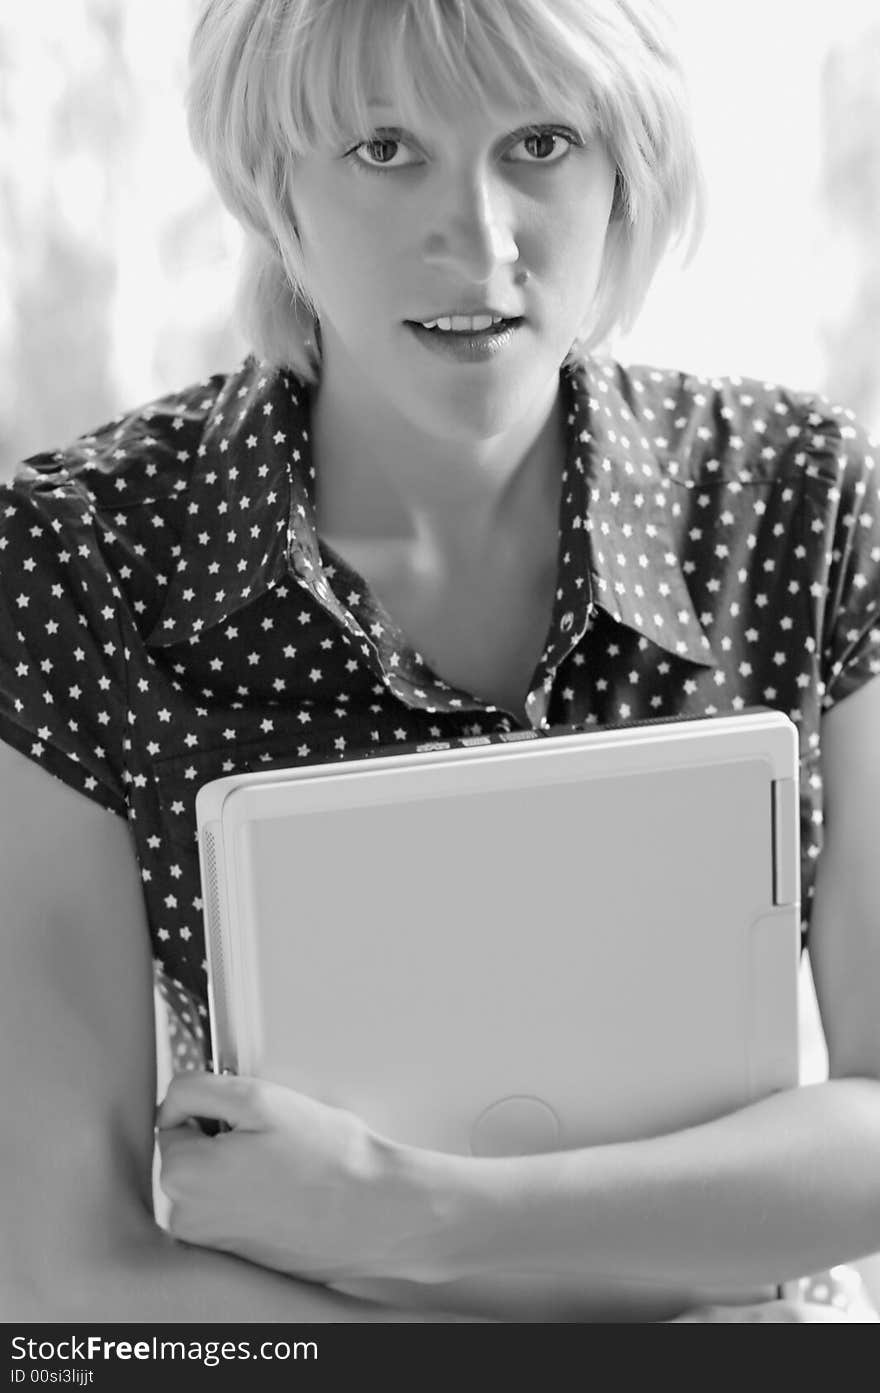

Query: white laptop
[195,709,801,1319]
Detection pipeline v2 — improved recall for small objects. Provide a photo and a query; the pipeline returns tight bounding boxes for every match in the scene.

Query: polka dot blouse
[1,354,878,1071]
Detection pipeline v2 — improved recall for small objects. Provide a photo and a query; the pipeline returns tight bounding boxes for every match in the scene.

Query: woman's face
[290,90,617,440]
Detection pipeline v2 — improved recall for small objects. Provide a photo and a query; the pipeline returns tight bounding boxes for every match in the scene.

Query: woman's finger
[156,1070,264,1131]
[155,1123,218,1209]
[156,1121,207,1163]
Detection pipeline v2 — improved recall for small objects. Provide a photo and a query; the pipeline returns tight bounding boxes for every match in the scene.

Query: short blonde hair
[187,0,704,381]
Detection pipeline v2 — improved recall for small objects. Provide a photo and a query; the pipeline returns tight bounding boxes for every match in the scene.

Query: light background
[618,0,879,418]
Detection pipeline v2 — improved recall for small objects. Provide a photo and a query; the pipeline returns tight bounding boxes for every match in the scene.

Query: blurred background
[1,0,878,474]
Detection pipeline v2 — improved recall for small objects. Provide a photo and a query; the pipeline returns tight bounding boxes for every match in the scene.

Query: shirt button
[560,611,574,633]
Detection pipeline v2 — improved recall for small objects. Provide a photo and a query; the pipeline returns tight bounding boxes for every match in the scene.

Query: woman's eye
[508,129,577,164]
[350,135,418,171]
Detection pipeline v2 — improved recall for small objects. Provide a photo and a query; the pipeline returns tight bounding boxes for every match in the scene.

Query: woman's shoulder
[0,355,311,608]
[573,354,875,490]
[3,355,304,516]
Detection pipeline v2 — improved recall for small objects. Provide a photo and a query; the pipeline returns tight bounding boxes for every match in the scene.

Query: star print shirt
[1,355,878,1070]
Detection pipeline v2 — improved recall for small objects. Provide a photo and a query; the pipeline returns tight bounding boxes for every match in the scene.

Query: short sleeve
[0,468,131,817]
[816,411,880,708]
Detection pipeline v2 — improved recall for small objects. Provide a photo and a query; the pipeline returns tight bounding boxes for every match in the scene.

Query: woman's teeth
[418,313,506,333]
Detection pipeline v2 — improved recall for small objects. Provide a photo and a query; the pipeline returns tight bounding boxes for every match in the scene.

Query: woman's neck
[310,355,567,565]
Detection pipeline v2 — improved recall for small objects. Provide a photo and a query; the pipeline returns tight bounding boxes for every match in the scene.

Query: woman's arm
[389,677,880,1289]
[0,740,470,1322]
[150,680,880,1303]
[411,1073,880,1290]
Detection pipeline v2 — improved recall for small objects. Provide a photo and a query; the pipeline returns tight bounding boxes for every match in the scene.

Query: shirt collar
[566,358,716,668]
[146,359,326,648]
[147,355,715,670]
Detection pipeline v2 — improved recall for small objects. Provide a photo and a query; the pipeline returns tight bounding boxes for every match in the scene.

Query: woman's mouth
[404,316,525,363]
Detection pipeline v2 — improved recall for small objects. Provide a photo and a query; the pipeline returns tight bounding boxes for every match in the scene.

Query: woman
[2,0,878,1322]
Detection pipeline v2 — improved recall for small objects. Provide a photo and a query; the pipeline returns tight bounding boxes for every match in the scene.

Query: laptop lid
[195,709,800,1318]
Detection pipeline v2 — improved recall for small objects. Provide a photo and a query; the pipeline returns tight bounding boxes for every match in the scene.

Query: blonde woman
[2,0,878,1322]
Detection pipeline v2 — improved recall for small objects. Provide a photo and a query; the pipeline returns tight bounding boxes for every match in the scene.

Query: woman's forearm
[405,1078,880,1289]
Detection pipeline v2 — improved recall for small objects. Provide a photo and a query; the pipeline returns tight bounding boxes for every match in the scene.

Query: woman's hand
[156,1071,435,1285]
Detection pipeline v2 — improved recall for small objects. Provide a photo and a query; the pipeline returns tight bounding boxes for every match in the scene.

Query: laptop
[195,709,801,1319]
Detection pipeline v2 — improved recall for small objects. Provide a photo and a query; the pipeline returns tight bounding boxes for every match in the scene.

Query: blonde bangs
[270,0,612,157]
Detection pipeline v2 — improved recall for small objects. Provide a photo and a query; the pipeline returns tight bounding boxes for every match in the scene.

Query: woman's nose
[421,176,520,283]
